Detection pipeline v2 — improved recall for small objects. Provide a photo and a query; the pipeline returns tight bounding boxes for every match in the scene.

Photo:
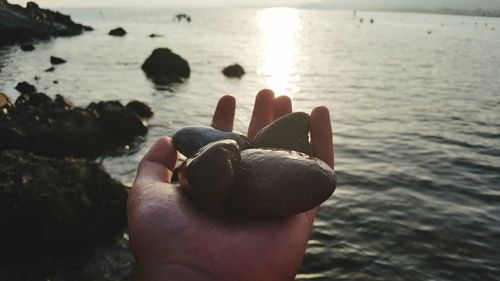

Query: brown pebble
[253,112,313,155]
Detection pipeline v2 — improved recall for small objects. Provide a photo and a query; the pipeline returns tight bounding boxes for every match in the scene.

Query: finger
[247,89,275,141]
[273,95,292,120]
[211,95,236,132]
[310,106,334,168]
[135,137,178,184]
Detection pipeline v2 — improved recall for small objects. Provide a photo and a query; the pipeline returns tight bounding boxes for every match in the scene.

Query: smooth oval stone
[227,149,336,218]
[178,140,241,209]
[173,126,250,157]
[253,112,313,155]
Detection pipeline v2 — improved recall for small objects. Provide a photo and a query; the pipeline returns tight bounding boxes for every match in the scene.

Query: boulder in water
[50,56,66,65]
[15,81,37,95]
[108,27,126,36]
[222,64,245,78]
[141,48,190,84]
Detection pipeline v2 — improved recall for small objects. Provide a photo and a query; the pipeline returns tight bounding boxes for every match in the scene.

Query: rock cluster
[0,0,91,45]
[174,112,337,218]
[0,150,128,262]
[0,83,153,158]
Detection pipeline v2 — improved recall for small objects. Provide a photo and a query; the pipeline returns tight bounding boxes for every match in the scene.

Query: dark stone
[253,112,313,155]
[222,64,245,78]
[141,48,190,85]
[45,66,56,72]
[53,80,58,84]
[149,33,162,38]
[229,149,336,217]
[109,27,126,36]
[126,100,153,119]
[174,13,191,22]
[83,25,93,31]
[1,93,152,158]
[173,126,249,158]
[20,43,34,51]
[50,56,66,64]
[34,75,40,80]
[178,142,337,218]
[15,81,37,95]
[0,0,87,46]
[89,101,148,142]
[179,140,241,210]
[0,150,127,262]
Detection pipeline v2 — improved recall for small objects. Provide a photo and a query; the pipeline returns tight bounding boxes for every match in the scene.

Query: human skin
[128,89,334,281]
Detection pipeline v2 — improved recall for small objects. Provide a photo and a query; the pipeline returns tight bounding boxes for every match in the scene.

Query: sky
[6,0,500,9]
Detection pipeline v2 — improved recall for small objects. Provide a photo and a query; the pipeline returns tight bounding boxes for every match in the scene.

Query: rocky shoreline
[0,0,91,45]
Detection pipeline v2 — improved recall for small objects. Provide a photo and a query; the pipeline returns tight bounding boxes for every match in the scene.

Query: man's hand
[128,89,334,281]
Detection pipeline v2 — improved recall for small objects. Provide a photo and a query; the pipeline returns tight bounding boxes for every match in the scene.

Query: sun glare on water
[258,8,301,98]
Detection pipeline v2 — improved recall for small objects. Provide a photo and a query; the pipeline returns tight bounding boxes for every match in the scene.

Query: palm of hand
[128,90,334,281]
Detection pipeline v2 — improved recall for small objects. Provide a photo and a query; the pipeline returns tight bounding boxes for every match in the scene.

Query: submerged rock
[253,112,313,155]
[45,66,56,72]
[50,55,66,64]
[126,100,154,119]
[0,150,127,262]
[222,63,245,78]
[109,27,126,36]
[20,43,34,51]
[173,126,249,157]
[141,48,190,85]
[178,140,336,218]
[15,81,37,95]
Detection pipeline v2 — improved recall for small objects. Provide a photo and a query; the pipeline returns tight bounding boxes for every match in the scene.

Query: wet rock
[83,25,94,31]
[178,141,337,218]
[141,48,190,84]
[1,93,152,158]
[15,81,37,95]
[88,101,148,142]
[126,100,153,119]
[179,140,241,209]
[222,63,245,78]
[0,0,87,46]
[53,80,58,84]
[230,149,336,217]
[174,13,191,22]
[50,55,66,65]
[0,150,128,262]
[20,43,34,51]
[149,33,162,38]
[173,126,249,157]
[109,27,126,36]
[253,112,313,155]
[45,66,55,72]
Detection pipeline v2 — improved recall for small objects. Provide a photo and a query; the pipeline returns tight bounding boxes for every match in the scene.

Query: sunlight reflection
[258,8,300,98]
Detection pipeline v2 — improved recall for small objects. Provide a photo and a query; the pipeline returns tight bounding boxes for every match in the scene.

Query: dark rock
[0,150,127,262]
[178,141,337,218]
[20,43,34,51]
[253,112,313,155]
[15,81,37,95]
[45,66,55,72]
[126,100,153,119]
[179,140,241,209]
[0,0,87,46]
[141,48,190,84]
[89,101,148,142]
[173,126,249,158]
[34,75,40,80]
[149,33,162,38]
[222,63,245,78]
[1,93,152,158]
[83,25,93,31]
[50,55,66,64]
[53,80,58,84]
[109,27,126,36]
[230,149,336,217]
[174,13,191,22]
